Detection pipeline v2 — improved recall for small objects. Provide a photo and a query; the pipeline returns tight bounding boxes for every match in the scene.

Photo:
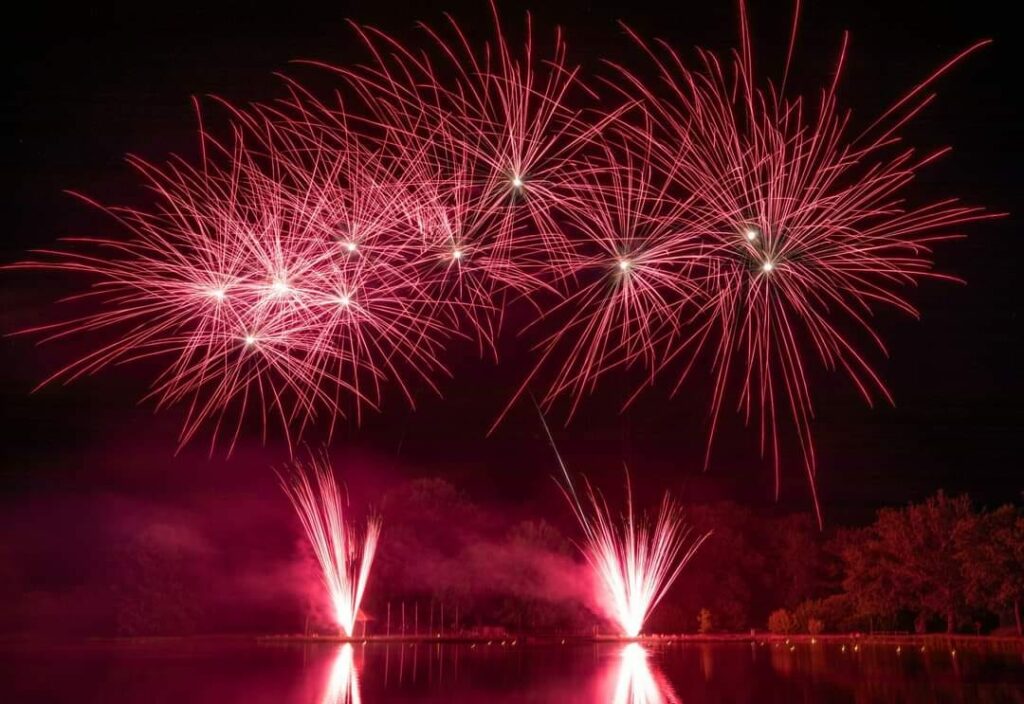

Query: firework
[10,3,994,520]
[12,101,459,451]
[278,454,380,638]
[322,3,627,305]
[537,5,994,522]
[570,477,708,637]
[498,129,706,425]
[540,412,709,637]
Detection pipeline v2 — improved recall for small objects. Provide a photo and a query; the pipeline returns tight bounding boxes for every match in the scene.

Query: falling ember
[277,454,381,638]
[611,643,680,704]
[539,412,710,638]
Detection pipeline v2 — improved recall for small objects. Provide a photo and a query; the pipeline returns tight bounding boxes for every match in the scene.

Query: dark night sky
[1,0,1021,615]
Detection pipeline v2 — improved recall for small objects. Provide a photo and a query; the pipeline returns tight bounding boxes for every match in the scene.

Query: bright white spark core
[511,175,524,188]
[745,228,759,241]
[452,249,464,260]
[761,260,774,273]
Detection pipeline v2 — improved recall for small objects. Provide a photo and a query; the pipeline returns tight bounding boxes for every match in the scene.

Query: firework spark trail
[277,454,380,638]
[538,410,710,637]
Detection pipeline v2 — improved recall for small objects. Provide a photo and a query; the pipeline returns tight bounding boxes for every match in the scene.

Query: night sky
[1,1,1021,634]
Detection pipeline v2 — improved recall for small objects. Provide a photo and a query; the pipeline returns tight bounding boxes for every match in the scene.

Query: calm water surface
[3,639,1023,703]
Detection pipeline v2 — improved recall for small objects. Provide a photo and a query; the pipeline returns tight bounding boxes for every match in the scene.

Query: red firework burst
[500,128,708,424]
[319,3,625,297]
[536,6,996,522]
[12,101,460,452]
[9,4,997,521]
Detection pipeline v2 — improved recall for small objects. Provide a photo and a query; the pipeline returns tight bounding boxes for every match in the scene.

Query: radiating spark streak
[277,454,380,638]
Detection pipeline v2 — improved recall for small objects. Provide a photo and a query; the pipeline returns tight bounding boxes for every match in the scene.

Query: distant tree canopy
[649,492,1022,636]
[821,492,1023,635]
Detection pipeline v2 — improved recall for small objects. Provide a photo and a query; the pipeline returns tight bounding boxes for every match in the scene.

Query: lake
[3,638,1023,703]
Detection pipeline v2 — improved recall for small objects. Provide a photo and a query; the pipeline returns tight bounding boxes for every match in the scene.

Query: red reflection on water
[610,643,681,704]
[322,644,361,704]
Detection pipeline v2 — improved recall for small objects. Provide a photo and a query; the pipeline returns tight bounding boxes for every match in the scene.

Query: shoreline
[5,632,1020,648]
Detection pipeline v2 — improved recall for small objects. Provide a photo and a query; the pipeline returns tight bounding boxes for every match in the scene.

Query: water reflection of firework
[278,453,380,637]
[322,644,361,704]
[612,644,681,704]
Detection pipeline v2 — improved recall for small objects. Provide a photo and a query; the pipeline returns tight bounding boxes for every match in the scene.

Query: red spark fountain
[278,454,380,638]
[539,411,710,638]
[570,478,709,638]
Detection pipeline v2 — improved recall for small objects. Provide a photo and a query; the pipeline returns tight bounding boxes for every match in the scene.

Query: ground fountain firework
[565,477,710,638]
[277,454,380,638]
[539,411,710,637]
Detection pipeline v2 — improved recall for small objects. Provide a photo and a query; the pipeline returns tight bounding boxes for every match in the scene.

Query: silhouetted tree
[838,492,973,633]
[767,608,794,634]
[765,513,822,609]
[958,505,1024,635]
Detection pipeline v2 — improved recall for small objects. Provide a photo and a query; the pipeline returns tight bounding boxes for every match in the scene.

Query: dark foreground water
[3,638,1023,703]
